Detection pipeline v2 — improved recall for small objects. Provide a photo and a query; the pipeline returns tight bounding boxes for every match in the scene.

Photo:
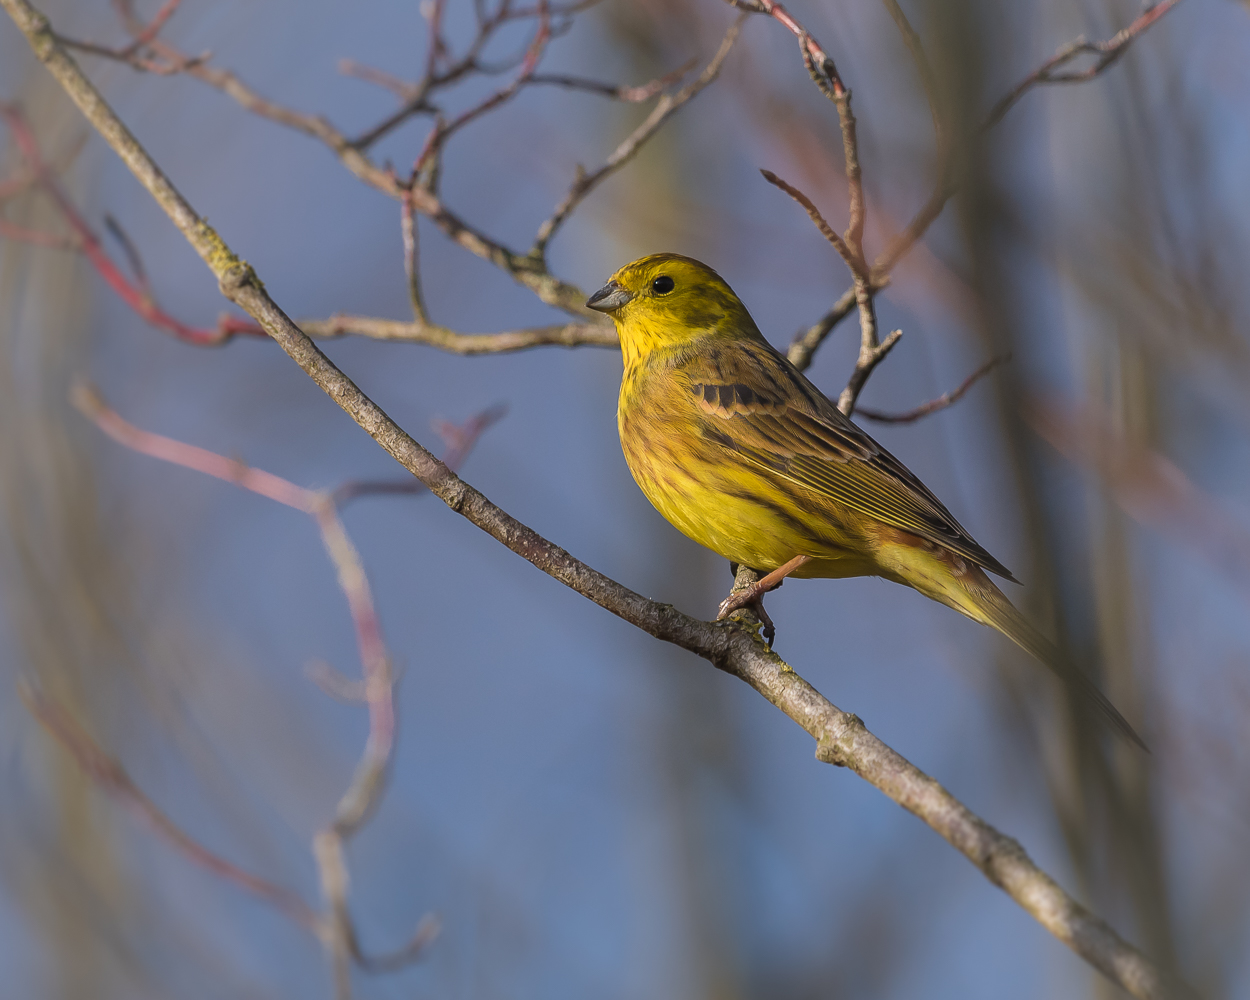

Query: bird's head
[587,253,764,366]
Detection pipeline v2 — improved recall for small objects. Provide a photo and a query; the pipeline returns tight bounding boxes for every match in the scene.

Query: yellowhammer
[589,252,1144,749]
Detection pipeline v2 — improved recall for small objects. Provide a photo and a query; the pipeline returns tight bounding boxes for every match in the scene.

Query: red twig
[332,404,507,506]
[19,683,322,933]
[0,104,261,345]
[856,355,1009,424]
[113,0,182,57]
[67,381,486,979]
[730,0,847,97]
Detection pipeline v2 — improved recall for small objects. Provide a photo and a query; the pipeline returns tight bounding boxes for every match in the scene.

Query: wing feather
[682,341,1016,581]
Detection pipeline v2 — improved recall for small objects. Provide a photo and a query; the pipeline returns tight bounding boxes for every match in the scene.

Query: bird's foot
[717,577,786,648]
[716,555,812,648]
[717,588,777,647]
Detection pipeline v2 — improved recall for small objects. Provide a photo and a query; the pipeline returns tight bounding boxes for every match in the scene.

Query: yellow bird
[588,252,1144,749]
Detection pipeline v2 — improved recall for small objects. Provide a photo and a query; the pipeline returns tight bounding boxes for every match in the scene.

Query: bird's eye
[651,275,675,295]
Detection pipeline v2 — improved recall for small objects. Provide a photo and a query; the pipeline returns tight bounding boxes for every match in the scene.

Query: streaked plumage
[589,252,1144,748]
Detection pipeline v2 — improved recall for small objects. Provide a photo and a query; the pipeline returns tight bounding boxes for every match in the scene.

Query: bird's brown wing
[680,339,1017,581]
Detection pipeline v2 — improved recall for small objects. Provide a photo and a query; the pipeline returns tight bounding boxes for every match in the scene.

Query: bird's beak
[586,280,632,313]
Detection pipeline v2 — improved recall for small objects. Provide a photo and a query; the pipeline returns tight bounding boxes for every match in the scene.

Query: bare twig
[527,59,696,102]
[56,1,592,316]
[985,0,1184,127]
[0,105,619,351]
[332,404,507,507]
[399,192,428,324]
[759,168,896,414]
[412,1,552,176]
[530,15,745,258]
[760,167,860,276]
[68,381,453,984]
[2,7,1191,995]
[782,0,1184,372]
[338,58,423,101]
[740,2,887,413]
[0,103,260,345]
[298,315,616,350]
[857,354,1009,424]
[19,683,322,933]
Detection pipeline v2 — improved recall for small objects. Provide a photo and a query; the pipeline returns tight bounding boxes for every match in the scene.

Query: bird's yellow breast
[617,364,872,578]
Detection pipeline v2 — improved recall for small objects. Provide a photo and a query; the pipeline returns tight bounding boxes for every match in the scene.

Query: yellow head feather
[587,253,766,369]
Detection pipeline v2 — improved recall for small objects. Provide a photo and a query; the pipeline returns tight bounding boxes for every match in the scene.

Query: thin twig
[530,15,745,258]
[331,404,507,508]
[856,355,1009,423]
[740,3,884,411]
[57,0,606,317]
[0,103,260,345]
[298,315,616,350]
[528,59,696,102]
[412,1,551,176]
[760,167,860,277]
[985,0,1183,127]
[399,192,428,324]
[69,381,450,981]
[19,683,322,933]
[790,0,1185,369]
[1,8,1191,995]
[759,168,896,413]
[0,104,619,351]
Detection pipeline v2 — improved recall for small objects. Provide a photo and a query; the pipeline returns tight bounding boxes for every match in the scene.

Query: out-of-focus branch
[857,355,1009,424]
[985,0,1184,127]
[66,382,494,989]
[530,15,745,258]
[527,60,695,102]
[767,1,1184,373]
[879,0,945,154]
[0,103,259,345]
[1027,394,1250,597]
[877,0,1185,280]
[399,192,428,324]
[1,9,1191,995]
[19,683,323,928]
[332,404,508,507]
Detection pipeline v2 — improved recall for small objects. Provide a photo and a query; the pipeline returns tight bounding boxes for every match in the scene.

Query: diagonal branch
[20,683,322,932]
[780,0,1185,371]
[984,0,1184,128]
[760,168,899,413]
[530,15,745,258]
[0,5,1192,997]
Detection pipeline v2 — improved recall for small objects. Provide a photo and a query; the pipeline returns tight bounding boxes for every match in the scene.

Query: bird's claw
[717,589,777,648]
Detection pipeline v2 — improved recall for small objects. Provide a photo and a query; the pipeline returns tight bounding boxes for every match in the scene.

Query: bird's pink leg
[716,555,811,645]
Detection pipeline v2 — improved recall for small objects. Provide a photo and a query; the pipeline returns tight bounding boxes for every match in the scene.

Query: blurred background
[1,0,1248,997]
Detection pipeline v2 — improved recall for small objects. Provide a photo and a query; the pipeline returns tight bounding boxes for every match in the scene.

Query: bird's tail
[877,542,1148,750]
